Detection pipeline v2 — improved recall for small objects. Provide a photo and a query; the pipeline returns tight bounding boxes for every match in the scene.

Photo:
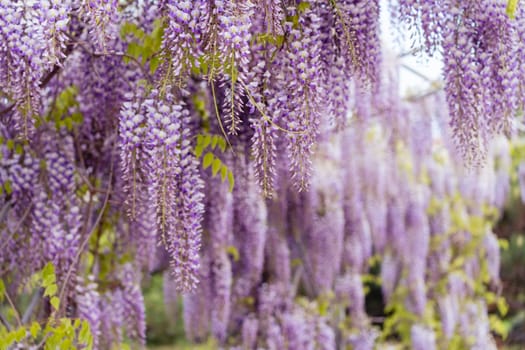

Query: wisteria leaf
[42,263,56,287]
[50,296,60,310]
[217,137,227,152]
[150,56,161,74]
[227,170,235,192]
[203,152,214,169]
[3,181,12,195]
[201,134,212,149]
[0,280,4,302]
[212,158,222,176]
[195,144,204,158]
[29,322,40,338]
[507,0,518,18]
[226,245,240,262]
[211,135,219,149]
[220,165,228,181]
[79,320,92,346]
[44,284,57,297]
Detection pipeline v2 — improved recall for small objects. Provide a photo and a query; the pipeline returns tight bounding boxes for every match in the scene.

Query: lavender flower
[335,272,367,327]
[144,88,204,292]
[163,0,207,80]
[346,328,378,350]
[183,254,212,342]
[232,153,267,299]
[75,276,101,348]
[411,324,436,350]
[241,314,259,350]
[81,0,119,51]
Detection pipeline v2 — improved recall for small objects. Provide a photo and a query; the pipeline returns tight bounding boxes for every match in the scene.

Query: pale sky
[379,0,444,97]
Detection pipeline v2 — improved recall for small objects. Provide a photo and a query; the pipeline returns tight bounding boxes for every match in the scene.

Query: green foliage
[194,134,234,192]
[121,19,164,74]
[0,262,93,350]
[42,262,60,311]
[44,86,84,132]
[370,143,511,349]
[507,0,519,19]
[143,275,180,345]
[84,217,135,293]
[226,245,240,262]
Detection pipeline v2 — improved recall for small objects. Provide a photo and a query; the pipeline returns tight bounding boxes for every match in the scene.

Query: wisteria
[0,0,524,349]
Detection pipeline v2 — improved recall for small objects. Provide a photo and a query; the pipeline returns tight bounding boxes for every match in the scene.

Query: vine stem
[3,288,22,328]
[21,288,43,324]
[0,203,34,252]
[56,137,115,317]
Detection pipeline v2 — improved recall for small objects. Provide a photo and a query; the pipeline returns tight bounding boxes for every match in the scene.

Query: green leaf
[211,135,219,149]
[201,134,211,149]
[276,35,285,47]
[497,297,509,316]
[71,112,84,124]
[79,320,91,344]
[30,322,41,338]
[226,245,240,262]
[120,22,139,39]
[199,56,209,76]
[227,170,235,192]
[217,137,227,152]
[42,274,56,289]
[0,281,4,304]
[60,338,72,350]
[14,144,23,155]
[44,284,57,297]
[127,42,142,59]
[149,56,161,74]
[507,0,518,18]
[3,181,12,196]
[212,158,222,176]
[203,152,214,169]
[6,139,14,151]
[297,2,311,13]
[194,144,204,158]
[220,165,228,182]
[42,262,56,286]
[64,117,73,131]
[50,296,60,310]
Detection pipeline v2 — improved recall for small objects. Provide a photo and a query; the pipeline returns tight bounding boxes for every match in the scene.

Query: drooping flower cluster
[394,0,524,163]
[141,88,204,292]
[0,0,520,348]
[80,0,119,51]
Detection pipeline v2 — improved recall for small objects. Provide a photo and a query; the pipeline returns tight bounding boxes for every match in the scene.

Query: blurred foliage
[143,274,217,348]
[143,275,179,345]
[0,263,92,349]
[496,138,525,346]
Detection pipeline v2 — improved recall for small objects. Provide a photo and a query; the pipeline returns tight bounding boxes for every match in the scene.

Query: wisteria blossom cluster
[0,0,522,348]
[161,85,511,349]
[393,0,525,163]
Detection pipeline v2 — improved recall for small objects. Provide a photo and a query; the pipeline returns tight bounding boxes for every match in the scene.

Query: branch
[3,288,22,328]
[0,103,15,117]
[0,199,13,223]
[68,34,154,84]
[21,288,43,324]
[56,137,115,317]
[398,46,425,58]
[400,63,438,83]
[0,311,12,332]
[404,85,443,102]
[0,203,34,252]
